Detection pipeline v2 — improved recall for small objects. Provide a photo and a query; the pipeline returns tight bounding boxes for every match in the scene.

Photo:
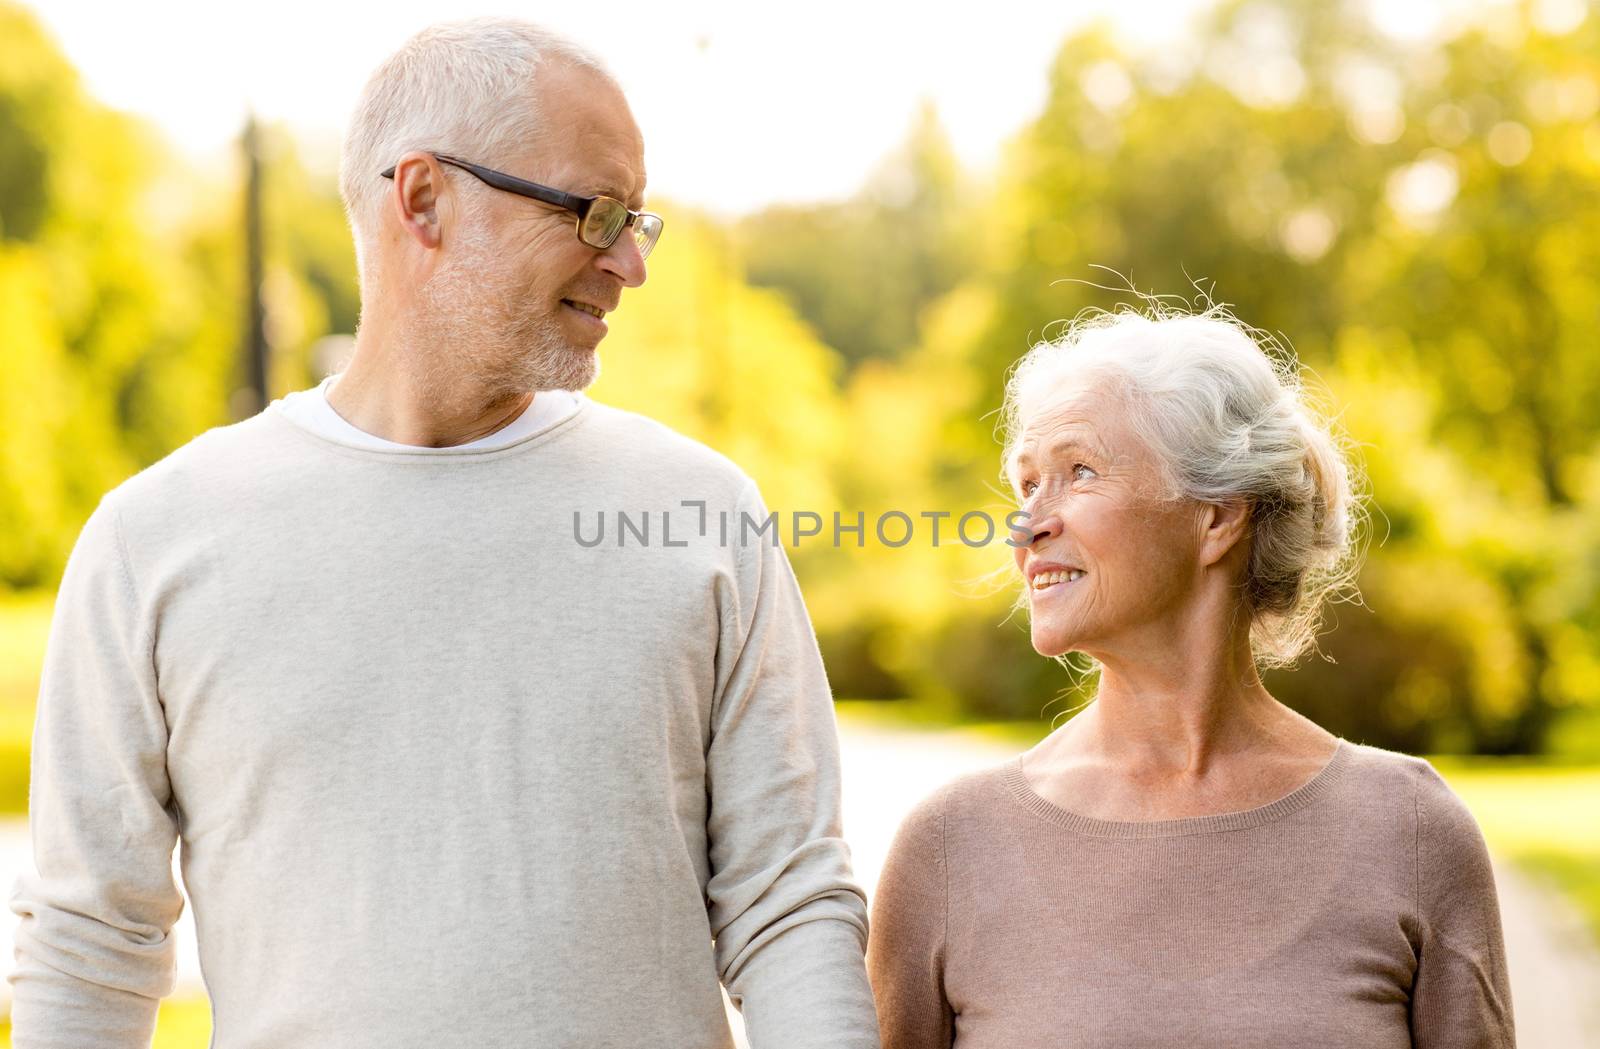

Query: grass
[1429,758,1600,935]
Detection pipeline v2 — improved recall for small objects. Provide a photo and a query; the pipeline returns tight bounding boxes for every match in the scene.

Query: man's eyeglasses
[381,153,663,260]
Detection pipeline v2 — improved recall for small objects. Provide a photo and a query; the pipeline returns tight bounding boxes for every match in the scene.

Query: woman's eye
[1021,466,1091,497]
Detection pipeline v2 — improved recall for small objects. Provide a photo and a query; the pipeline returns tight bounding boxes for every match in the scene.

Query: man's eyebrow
[587,182,643,207]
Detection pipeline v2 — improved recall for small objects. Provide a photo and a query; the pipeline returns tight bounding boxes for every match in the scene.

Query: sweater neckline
[1002,739,1352,839]
[265,394,592,461]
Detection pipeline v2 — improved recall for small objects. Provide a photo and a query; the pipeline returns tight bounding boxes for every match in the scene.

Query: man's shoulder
[578,400,755,492]
[100,411,296,521]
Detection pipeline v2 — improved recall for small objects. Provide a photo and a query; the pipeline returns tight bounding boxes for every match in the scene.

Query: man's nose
[597,232,647,288]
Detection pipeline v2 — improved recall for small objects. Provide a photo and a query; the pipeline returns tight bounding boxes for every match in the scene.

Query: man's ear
[1198,499,1252,568]
[388,151,444,249]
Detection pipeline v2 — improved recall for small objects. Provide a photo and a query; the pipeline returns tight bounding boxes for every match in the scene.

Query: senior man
[8,18,878,1049]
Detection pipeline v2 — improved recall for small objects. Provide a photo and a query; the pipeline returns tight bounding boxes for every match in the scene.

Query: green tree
[825,0,1600,750]
[735,103,980,368]
[0,5,359,588]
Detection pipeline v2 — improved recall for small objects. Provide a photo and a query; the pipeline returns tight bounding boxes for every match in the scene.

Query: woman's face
[1009,379,1207,660]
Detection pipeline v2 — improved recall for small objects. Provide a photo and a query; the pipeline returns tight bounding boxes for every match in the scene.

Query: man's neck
[329,321,534,448]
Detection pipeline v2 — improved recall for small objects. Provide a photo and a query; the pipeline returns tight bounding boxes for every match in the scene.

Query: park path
[4,722,1598,1045]
[1491,857,1600,1046]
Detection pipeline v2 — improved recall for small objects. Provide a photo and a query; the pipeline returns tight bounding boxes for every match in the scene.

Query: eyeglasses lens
[581,200,630,249]
[634,215,662,260]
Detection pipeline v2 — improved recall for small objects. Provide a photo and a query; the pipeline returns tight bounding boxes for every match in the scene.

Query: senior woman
[867,309,1513,1048]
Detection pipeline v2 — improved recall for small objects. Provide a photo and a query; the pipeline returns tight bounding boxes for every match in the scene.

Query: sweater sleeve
[6,499,184,1048]
[706,483,879,1049]
[1410,762,1515,1049]
[868,791,954,1049]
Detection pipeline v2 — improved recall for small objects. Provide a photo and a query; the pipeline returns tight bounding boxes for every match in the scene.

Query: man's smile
[562,298,607,319]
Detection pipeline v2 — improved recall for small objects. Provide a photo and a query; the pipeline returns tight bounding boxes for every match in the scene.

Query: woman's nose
[1017,505,1061,546]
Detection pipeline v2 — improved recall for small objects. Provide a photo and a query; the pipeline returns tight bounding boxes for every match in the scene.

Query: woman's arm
[868,791,956,1049]
[1411,762,1516,1048]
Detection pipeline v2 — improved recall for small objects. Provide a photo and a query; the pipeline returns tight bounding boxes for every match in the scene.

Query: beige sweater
[867,740,1514,1048]
[9,400,878,1049]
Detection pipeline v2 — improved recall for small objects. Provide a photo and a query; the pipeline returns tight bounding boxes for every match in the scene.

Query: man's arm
[704,482,880,1049]
[7,498,184,1047]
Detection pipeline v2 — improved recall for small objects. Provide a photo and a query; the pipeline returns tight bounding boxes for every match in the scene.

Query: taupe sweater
[868,740,1514,1048]
[9,399,878,1048]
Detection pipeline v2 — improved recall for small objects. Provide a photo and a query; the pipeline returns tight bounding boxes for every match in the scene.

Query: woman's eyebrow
[1045,435,1110,461]
[1012,435,1109,476]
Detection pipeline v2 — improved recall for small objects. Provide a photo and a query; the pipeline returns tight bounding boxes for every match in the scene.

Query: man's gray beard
[413,239,600,400]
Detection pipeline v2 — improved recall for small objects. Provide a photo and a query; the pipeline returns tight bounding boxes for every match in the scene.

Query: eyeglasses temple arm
[380,156,592,216]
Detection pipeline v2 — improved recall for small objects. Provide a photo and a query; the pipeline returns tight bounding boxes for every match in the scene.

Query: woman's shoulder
[1338,741,1490,851]
[1339,746,1503,953]
[1341,741,1473,803]
[890,758,1028,848]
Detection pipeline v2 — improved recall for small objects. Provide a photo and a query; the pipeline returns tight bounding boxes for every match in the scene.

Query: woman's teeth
[1032,569,1086,590]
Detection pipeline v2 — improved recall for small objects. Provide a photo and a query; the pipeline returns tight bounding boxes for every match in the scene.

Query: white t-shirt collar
[275,375,581,452]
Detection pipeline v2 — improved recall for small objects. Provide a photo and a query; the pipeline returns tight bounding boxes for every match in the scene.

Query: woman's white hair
[1001,303,1369,669]
[339,17,613,276]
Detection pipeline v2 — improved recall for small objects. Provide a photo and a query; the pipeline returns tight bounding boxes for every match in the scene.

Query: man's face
[423,61,648,394]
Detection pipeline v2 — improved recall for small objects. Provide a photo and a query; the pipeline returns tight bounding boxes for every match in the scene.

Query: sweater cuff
[728,914,880,1049]
[8,965,162,1049]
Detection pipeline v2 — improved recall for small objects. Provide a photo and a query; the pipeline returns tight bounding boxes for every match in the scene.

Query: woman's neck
[1025,620,1338,820]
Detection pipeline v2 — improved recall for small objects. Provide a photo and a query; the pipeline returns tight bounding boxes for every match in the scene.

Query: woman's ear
[1198,499,1252,568]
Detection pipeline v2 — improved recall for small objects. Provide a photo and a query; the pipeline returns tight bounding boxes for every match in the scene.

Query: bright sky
[30,0,1518,215]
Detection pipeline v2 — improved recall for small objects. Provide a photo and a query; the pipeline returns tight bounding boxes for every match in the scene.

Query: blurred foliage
[734,103,979,369]
[595,211,848,519]
[0,593,48,816]
[3,0,1600,754]
[0,2,351,586]
[797,0,1600,755]
[980,0,1600,754]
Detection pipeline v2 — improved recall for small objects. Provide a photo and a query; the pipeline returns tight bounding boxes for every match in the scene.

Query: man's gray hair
[1001,304,1369,670]
[339,17,613,274]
